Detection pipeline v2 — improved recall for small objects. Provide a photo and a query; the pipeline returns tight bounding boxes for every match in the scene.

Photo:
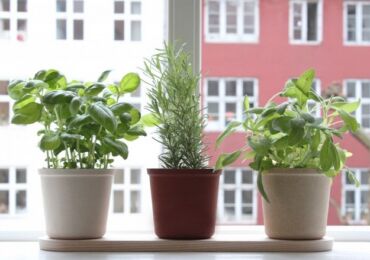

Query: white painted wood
[39,235,334,252]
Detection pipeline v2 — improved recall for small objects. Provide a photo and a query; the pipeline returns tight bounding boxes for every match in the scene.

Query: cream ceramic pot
[39,169,115,239]
[262,168,331,240]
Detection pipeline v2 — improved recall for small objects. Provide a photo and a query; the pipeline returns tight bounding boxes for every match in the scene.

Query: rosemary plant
[144,43,208,169]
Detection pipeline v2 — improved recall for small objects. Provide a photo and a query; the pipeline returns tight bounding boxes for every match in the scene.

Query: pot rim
[264,168,323,175]
[147,168,221,176]
[39,168,117,176]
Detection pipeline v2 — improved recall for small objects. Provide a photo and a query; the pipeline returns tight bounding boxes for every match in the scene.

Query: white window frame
[0,0,28,41]
[204,77,258,131]
[289,0,323,45]
[0,167,28,217]
[113,0,142,42]
[344,79,370,130]
[55,0,85,41]
[343,1,370,46]
[0,80,11,126]
[205,0,260,43]
[218,168,257,224]
[342,169,370,224]
[111,167,143,215]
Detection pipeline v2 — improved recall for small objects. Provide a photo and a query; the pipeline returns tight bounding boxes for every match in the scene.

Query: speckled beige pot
[39,169,115,239]
[262,168,331,240]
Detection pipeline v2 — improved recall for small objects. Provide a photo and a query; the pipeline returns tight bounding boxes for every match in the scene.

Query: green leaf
[60,133,83,142]
[332,144,341,171]
[119,73,140,93]
[119,113,132,125]
[216,121,241,148]
[12,94,35,111]
[331,100,360,114]
[42,90,75,104]
[311,130,321,151]
[338,109,360,132]
[85,83,106,96]
[243,96,250,112]
[215,151,241,170]
[301,113,315,123]
[126,125,147,136]
[248,136,271,155]
[320,137,332,171]
[88,102,117,133]
[68,114,93,129]
[296,69,315,95]
[140,113,160,127]
[69,97,82,114]
[39,133,61,151]
[102,137,128,159]
[7,80,25,100]
[271,116,291,133]
[288,125,305,145]
[97,70,111,82]
[258,172,270,203]
[11,102,43,124]
[346,169,360,187]
[111,103,141,125]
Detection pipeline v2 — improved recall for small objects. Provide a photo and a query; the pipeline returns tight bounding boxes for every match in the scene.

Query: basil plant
[215,69,361,201]
[8,69,147,169]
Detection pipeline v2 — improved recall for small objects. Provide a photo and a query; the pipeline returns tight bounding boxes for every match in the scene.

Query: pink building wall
[202,0,370,225]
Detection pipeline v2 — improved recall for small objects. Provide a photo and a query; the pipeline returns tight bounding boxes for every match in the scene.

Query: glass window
[0,18,10,39]
[130,190,140,213]
[130,169,141,184]
[208,80,219,96]
[131,1,141,14]
[0,80,8,94]
[242,170,253,184]
[114,20,124,40]
[345,2,370,44]
[16,190,26,213]
[56,0,66,12]
[17,0,27,12]
[0,169,9,183]
[225,80,237,96]
[0,190,9,214]
[16,169,27,183]
[114,0,124,14]
[56,19,67,39]
[207,102,219,122]
[224,170,236,184]
[208,0,220,33]
[73,0,83,13]
[113,190,124,213]
[0,102,9,125]
[114,170,124,184]
[73,19,83,40]
[131,20,141,41]
[345,80,370,129]
[0,0,10,12]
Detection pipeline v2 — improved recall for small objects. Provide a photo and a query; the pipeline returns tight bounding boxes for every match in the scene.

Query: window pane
[361,191,368,204]
[226,1,237,34]
[224,170,236,184]
[362,104,370,115]
[243,80,254,96]
[0,80,8,94]
[242,206,252,216]
[73,0,84,13]
[17,0,27,12]
[362,118,370,128]
[56,19,67,39]
[224,206,235,219]
[114,1,124,14]
[225,102,236,123]
[131,20,141,41]
[224,190,235,203]
[207,80,219,96]
[130,169,141,184]
[16,190,27,213]
[361,170,369,185]
[346,190,355,204]
[346,82,356,97]
[114,170,124,184]
[0,102,9,125]
[130,191,140,213]
[113,190,124,213]
[225,80,237,96]
[16,169,27,183]
[207,102,219,121]
[362,82,370,97]
[0,190,9,214]
[0,0,10,11]
[0,169,9,183]
[208,1,220,33]
[56,0,66,12]
[17,19,27,41]
[131,1,141,14]
[73,20,84,40]
[242,170,253,184]
[307,2,318,41]
[114,20,124,40]
[0,19,10,39]
[242,190,252,204]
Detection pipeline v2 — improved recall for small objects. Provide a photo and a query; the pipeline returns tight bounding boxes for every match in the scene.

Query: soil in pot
[262,168,331,240]
[39,168,115,239]
[148,168,221,239]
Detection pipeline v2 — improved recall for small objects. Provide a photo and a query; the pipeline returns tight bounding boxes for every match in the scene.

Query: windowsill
[289,41,322,46]
[1,225,369,242]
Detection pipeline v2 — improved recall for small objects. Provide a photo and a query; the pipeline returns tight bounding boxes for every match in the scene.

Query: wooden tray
[39,234,333,252]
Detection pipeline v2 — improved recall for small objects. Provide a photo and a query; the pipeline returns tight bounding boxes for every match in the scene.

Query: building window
[218,168,257,223]
[113,0,142,41]
[344,80,370,129]
[289,0,323,44]
[0,0,28,41]
[343,169,369,224]
[56,0,84,40]
[0,80,9,126]
[0,167,28,215]
[204,78,258,130]
[205,0,259,42]
[344,1,370,45]
[112,168,142,214]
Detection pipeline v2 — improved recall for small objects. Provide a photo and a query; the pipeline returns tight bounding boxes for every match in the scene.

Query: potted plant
[8,69,146,239]
[216,69,360,239]
[143,43,221,239]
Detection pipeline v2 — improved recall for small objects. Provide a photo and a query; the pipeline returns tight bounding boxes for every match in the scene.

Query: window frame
[343,1,370,46]
[113,0,142,42]
[55,0,85,41]
[288,0,323,45]
[0,0,28,41]
[204,77,258,131]
[205,0,260,43]
[343,79,370,130]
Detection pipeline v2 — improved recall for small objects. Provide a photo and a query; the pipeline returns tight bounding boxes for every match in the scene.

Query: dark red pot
[147,168,221,239]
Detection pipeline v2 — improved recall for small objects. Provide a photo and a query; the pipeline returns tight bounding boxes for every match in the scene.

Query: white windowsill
[1,225,369,242]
